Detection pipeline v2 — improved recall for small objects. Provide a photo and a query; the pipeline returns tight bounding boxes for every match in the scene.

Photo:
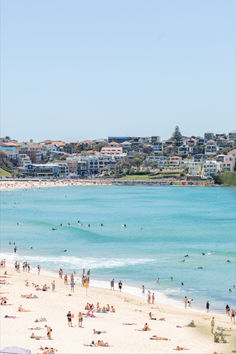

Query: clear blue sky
[1,0,235,142]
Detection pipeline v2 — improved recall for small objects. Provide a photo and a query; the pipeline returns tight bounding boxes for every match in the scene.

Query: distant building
[169,156,182,167]
[19,163,69,178]
[204,132,215,142]
[202,160,220,178]
[220,161,235,172]
[228,131,236,141]
[149,136,161,144]
[205,140,218,155]
[100,146,123,156]
[108,137,132,143]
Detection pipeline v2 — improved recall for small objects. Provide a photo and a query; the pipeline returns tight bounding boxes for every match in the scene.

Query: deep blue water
[1,186,236,312]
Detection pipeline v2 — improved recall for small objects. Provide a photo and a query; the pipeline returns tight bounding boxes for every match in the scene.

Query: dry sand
[0,179,111,192]
[1,266,235,354]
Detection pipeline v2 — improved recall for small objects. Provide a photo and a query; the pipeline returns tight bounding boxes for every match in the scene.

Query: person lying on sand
[30,333,44,340]
[97,340,110,347]
[35,317,47,322]
[40,347,58,354]
[150,335,170,341]
[149,312,157,320]
[174,346,189,351]
[93,329,107,334]
[123,323,137,325]
[18,305,31,312]
[28,327,42,330]
[110,306,115,312]
[85,340,110,347]
[185,320,196,327]
[21,294,38,299]
[159,318,165,321]
[4,315,17,319]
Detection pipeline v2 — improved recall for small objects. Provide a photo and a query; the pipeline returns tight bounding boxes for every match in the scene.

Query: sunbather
[93,329,107,334]
[150,335,170,341]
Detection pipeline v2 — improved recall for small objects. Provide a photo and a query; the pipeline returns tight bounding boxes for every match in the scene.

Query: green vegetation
[213,171,236,186]
[0,168,12,177]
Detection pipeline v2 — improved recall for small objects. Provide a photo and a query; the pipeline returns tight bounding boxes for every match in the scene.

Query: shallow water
[1,185,236,312]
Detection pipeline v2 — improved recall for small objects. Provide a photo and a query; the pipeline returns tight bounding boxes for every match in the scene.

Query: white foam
[0,252,155,269]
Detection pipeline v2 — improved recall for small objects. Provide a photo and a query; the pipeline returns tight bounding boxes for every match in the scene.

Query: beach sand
[1,266,235,354]
[0,179,111,192]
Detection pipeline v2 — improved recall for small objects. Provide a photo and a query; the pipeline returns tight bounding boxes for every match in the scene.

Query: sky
[1,0,235,142]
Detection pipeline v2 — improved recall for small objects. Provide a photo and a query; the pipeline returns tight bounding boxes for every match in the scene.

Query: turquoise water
[1,186,236,312]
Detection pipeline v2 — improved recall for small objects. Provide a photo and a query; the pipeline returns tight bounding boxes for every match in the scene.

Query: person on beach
[231,309,235,324]
[78,312,83,327]
[184,296,188,309]
[64,274,68,285]
[93,329,107,334]
[142,323,151,331]
[118,280,122,292]
[37,265,40,275]
[152,292,155,304]
[51,281,55,292]
[45,325,52,339]
[18,305,30,312]
[226,304,230,316]
[149,312,157,320]
[142,285,145,295]
[206,300,210,312]
[110,279,114,290]
[70,278,75,292]
[147,291,151,304]
[211,317,215,333]
[67,311,72,327]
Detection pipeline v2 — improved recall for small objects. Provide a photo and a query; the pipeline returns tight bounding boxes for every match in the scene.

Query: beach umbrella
[0,347,31,354]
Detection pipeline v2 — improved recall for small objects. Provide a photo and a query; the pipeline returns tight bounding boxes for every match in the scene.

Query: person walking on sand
[211,317,215,333]
[184,296,188,309]
[231,309,235,324]
[110,279,114,291]
[78,312,83,327]
[64,274,68,285]
[206,300,210,313]
[152,292,155,304]
[70,278,75,292]
[147,291,151,304]
[142,285,145,295]
[51,281,55,292]
[67,311,72,327]
[37,265,40,275]
[118,280,122,292]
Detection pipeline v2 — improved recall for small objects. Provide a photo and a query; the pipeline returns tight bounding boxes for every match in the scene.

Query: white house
[202,160,220,178]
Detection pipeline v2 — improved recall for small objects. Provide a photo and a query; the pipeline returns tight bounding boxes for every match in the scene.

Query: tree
[172,126,182,144]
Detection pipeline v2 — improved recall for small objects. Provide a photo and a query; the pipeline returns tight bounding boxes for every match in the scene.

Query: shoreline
[0,178,216,192]
[0,253,229,317]
[1,265,235,353]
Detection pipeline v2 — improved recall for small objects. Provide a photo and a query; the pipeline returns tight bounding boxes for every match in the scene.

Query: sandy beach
[1,265,235,354]
[0,179,111,192]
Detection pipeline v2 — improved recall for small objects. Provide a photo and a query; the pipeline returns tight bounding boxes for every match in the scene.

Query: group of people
[225,305,235,324]
[110,279,123,291]
[0,259,6,267]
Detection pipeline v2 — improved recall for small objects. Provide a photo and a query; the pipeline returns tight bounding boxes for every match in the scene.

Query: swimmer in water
[122,224,126,228]
[202,252,205,255]
[88,224,90,227]
[226,260,231,263]
[181,282,184,286]
[101,224,103,227]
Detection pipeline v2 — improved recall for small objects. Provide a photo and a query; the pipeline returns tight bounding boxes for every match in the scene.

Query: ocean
[1,185,236,313]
